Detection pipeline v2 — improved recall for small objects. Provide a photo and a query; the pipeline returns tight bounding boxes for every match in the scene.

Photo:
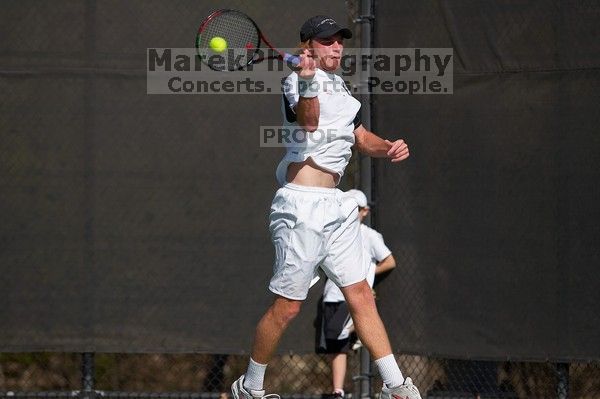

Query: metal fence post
[357,0,374,396]
[359,348,371,399]
[81,352,95,399]
[557,362,569,399]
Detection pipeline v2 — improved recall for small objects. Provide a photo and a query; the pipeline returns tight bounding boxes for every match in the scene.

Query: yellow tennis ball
[209,36,228,53]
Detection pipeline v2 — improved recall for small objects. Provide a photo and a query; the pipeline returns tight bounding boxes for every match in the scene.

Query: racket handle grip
[283,53,300,66]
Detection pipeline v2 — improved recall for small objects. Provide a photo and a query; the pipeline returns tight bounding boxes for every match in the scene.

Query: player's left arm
[353,124,409,163]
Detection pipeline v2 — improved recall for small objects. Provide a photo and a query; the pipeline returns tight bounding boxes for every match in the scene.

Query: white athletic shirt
[276,68,362,186]
[323,223,392,303]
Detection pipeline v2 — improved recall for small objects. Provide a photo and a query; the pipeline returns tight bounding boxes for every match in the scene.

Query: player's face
[311,33,344,71]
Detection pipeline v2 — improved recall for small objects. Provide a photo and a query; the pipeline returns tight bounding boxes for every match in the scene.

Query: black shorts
[315,300,357,354]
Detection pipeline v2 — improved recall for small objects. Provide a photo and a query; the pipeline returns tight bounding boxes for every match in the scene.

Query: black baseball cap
[300,15,353,42]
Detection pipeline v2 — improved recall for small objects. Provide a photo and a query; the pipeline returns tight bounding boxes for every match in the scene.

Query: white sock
[244,358,267,391]
[374,354,405,388]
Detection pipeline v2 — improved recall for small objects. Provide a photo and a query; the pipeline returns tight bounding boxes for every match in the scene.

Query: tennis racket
[195,9,300,71]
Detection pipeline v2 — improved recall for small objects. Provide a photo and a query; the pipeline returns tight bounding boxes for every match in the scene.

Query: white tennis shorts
[268,183,368,300]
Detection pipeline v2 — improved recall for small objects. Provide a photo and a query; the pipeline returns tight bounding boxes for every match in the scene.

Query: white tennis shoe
[231,375,280,399]
[380,377,422,399]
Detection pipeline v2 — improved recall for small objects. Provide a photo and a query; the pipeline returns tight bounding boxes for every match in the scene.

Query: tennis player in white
[232,15,421,399]
[316,189,397,399]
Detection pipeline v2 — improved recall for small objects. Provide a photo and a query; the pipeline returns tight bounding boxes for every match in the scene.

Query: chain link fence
[1,354,600,398]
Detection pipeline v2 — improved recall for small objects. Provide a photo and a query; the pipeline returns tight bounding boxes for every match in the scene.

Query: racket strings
[198,11,260,69]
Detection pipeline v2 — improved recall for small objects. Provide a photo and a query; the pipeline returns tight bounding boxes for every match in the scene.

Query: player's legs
[324,195,390,357]
[251,295,303,364]
[233,296,303,399]
[340,280,421,399]
[234,185,333,398]
[324,194,421,398]
[340,280,392,359]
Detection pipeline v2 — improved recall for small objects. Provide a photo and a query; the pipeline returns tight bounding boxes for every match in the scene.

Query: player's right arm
[295,49,319,132]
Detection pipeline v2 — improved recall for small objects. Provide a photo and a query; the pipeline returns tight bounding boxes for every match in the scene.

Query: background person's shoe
[332,389,344,399]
